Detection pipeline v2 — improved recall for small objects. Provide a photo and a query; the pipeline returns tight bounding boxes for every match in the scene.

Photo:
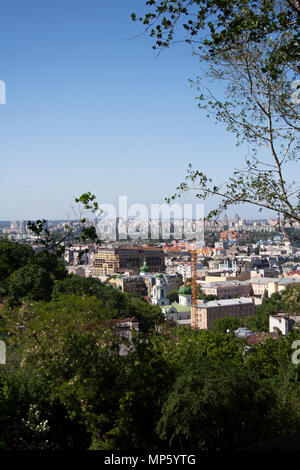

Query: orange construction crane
[191,247,198,329]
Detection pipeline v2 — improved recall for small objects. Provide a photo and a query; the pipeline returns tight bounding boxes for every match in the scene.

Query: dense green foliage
[167,290,179,303]
[0,239,68,305]
[211,316,241,333]
[8,265,54,306]
[157,356,295,450]
[0,368,90,450]
[0,239,33,281]
[2,307,300,450]
[0,239,34,298]
[52,275,163,333]
[2,239,300,449]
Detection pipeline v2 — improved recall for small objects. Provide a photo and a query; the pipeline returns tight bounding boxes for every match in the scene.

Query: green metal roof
[162,302,191,313]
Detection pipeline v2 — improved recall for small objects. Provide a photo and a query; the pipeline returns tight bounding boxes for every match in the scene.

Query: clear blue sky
[0,0,278,221]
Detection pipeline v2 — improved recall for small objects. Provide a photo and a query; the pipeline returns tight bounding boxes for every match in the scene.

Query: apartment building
[92,246,165,276]
[196,298,256,330]
[201,280,252,299]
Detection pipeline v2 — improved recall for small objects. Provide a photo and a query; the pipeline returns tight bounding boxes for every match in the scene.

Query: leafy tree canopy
[157,356,297,450]
[8,265,54,307]
[133,3,300,222]
[211,315,242,333]
[0,239,33,283]
[167,290,179,303]
[52,275,164,332]
[167,36,300,223]
[0,368,89,450]
[132,0,300,75]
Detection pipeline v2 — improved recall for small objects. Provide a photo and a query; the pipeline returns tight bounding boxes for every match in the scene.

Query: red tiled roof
[247,332,279,345]
[247,335,259,345]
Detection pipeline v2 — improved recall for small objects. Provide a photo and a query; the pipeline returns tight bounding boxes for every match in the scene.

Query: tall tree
[133,2,299,222]
[167,36,300,222]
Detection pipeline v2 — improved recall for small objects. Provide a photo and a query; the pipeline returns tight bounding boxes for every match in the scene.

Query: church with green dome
[140,258,150,274]
[161,282,192,323]
[178,284,192,296]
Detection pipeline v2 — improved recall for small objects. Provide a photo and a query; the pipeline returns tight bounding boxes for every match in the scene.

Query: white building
[152,274,169,306]
[161,284,192,323]
[269,314,300,335]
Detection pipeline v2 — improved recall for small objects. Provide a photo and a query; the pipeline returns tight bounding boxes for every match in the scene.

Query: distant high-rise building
[10,221,18,231]
[223,214,228,227]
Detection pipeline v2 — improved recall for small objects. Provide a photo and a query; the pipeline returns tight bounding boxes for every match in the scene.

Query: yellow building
[92,247,165,276]
[93,249,118,276]
[115,275,149,297]
[196,298,255,330]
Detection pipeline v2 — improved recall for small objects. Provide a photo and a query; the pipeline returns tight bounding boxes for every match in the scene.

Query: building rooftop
[202,280,248,288]
[162,302,191,313]
[176,319,191,325]
[234,327,255,338]
[250,277,300,285]
[197,298,254,308]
